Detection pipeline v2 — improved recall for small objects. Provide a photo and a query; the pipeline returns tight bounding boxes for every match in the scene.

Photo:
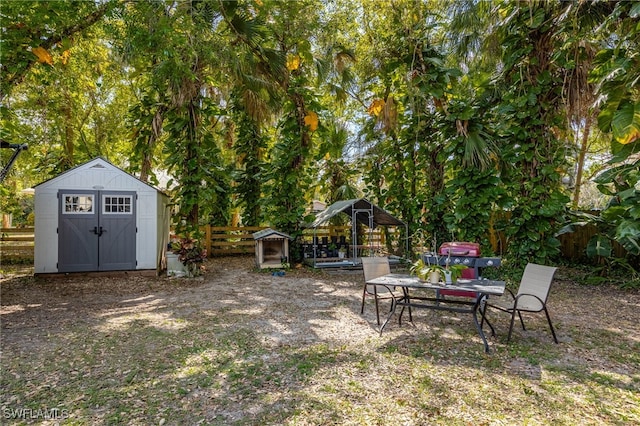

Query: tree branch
[2,0,117,101]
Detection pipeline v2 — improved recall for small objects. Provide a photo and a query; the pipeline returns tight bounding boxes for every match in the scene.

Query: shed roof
[307,198,405,229]
[253,228,293,240]
[34,157,168,196]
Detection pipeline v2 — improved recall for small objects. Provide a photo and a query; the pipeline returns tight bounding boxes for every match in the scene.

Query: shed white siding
[34,158,169,274]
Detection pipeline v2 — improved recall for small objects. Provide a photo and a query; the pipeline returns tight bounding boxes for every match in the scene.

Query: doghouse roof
[307,198,405,229]
[253,228,292,240]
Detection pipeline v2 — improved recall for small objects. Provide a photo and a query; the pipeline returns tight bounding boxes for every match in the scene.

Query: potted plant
[425,263,445,284]
[442,249,468,284]
[338,246,347,259]
[171,237,207,277]
[328,242,338,257]
[411,258,444,284]
[443,264,467,284]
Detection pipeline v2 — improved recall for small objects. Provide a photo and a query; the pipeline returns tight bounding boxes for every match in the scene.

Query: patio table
[366,273,506,352]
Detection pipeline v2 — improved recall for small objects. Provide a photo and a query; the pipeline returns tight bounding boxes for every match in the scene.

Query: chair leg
[374,295,381,326]
[507,309,518,343]
[360,286,367,314]
[403,288,413,322]
[517,311,526,330]
[544,307,559,343]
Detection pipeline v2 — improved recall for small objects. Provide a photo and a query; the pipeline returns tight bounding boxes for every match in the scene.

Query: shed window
[103,195,133,214]
[63,195,94,214]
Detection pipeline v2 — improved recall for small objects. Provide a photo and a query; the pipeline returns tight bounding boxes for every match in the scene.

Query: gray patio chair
[481,263,559,343]
[360,257,403,326]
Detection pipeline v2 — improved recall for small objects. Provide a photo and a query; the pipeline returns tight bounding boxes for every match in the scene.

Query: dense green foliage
[557,1,640,271]
[1,0,638,271]
[488,2,571,266]
[589,2,640,258]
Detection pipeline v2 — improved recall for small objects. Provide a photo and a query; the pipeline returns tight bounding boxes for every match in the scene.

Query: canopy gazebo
[304,198,408,268]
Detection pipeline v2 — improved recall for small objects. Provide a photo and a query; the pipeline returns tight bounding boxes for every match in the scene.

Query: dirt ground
[1,256,639,424]
[1,255,639,358]
[1,257,374,348]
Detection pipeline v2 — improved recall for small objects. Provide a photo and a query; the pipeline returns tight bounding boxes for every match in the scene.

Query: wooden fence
[204,225,393,256]
[0,227,34,261]
[0,224,628,263]
[556,223,627,259]
[205,226,268,256]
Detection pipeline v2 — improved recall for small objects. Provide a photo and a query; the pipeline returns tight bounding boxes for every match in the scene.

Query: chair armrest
[505,288,517,299]
[484,287,516,312]
[369,283,397,296]
[513,292,546,312]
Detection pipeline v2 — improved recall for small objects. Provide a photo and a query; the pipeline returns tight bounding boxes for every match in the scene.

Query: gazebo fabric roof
[308,198,405,229]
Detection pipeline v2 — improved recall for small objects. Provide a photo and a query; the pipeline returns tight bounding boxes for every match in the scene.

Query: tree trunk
[139,107,165,182]
[572,114,592,209]
[63,91,74,169]
[185,101,200,231]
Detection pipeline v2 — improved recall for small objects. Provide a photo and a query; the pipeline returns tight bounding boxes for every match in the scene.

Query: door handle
[90,226,106,236]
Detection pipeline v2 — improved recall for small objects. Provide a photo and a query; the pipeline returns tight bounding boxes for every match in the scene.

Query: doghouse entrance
[262,240,285,263]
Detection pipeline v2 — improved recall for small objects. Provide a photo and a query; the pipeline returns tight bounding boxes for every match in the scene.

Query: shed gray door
[98,191,136,271]
[58,190,136,272]
[58,190,99,272]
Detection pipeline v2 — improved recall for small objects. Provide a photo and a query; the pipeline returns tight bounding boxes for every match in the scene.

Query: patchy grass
[1,257,639,425]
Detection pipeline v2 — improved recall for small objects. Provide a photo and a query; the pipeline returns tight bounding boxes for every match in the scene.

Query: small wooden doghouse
[253,228,292,269]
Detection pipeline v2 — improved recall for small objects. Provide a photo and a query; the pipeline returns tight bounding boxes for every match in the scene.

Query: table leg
[472,296,491,353]
[398,287,413,325]
[479,296,496,337]
[379,296,397,336]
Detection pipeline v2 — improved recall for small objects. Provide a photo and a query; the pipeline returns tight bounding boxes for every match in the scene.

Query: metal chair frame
[360,257,401,326]
[481,263,559,343]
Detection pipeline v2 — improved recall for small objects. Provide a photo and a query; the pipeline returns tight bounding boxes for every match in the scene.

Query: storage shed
[34,157,170,274]
[253,228,292,269]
